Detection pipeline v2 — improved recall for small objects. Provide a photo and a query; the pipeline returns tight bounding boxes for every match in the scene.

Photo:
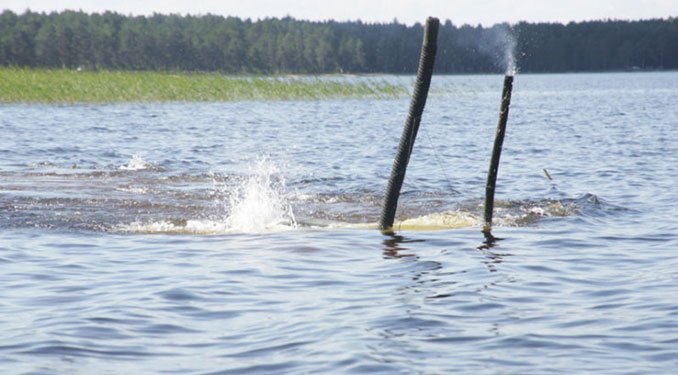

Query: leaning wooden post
[483,74,514,235]
[379,17,439,232]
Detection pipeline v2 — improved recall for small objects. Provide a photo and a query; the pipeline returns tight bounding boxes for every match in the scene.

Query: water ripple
[1,73,677,374]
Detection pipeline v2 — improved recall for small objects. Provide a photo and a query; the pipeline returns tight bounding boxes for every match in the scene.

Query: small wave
[119,155,152,171]
[118,219,296,235]
[115,186,149,194]
[492,199,577,227]
[27,161,58,168]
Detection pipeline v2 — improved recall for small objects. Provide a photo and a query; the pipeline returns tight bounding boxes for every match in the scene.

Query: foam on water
[491,199,576,227]
[119,154,152,171]
[114,186,149,194]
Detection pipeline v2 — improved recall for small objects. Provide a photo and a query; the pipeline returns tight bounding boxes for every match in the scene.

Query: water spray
[504,30,518,76]
[379,17,439,232]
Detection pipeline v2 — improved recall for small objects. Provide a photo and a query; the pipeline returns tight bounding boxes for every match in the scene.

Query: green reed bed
[0,68,406,103]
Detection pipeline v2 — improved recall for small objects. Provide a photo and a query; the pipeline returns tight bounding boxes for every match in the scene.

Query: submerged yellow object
[393,211,479,231]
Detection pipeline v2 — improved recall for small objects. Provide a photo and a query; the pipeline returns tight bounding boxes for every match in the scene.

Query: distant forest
[1,10,677,73]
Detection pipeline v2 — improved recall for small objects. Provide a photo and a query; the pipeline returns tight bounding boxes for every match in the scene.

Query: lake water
[1,72,677,374]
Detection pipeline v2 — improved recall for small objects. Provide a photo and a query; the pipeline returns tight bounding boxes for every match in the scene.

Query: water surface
[1,72,677,374]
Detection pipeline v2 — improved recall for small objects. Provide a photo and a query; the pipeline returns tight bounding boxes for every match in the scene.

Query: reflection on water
[480,228,500,249]
[382,234,422,259]
[477,232,513,273]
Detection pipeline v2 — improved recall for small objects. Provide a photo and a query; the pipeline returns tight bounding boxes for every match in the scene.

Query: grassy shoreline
[0,68,406,103]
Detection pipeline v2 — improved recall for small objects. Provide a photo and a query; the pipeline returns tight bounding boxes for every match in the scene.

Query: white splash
[115,186,149,194]
[118,157,297,235]
[120,154,151,171]
[224,158,297,233]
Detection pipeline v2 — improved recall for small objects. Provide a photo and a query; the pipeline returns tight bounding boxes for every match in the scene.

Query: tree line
[1,9,676,74]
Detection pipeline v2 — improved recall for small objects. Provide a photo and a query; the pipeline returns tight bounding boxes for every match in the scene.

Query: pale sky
[3,0,677,26]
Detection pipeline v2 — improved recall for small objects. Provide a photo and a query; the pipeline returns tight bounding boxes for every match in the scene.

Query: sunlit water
[1,72,677,374]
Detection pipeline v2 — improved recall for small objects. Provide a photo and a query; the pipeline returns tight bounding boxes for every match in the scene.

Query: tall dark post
[483,74,514,235]
[379,17,439,232]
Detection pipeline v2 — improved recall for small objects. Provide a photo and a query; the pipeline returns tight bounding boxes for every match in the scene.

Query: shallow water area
[1,72,677,374]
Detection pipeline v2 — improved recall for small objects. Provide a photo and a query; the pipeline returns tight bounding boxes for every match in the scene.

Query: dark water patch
[23,295,89,307]
[554,318,613,329]
[602,340,665,352]
[62,325,132,340]
[490,335,584,350]
[157,288,205,302]
[453,302,506,313]
[424,335,489,344]
[46,284,92,293]
[643,351,678,363]
[612,319,678,334]
[592,302,627,310]
[87,125,114,133]
[0,342,35,351]
[519,264,563,274]
[530,237,598,250]
[204,362,302,375]
[18,343,167,359]
[135,323,201,335]
[221,340,312,359]
[583,288,634,298]
[374,315,450,331]
[187,309,242,321]
[87,317,138,325]
[5,272,63,282]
